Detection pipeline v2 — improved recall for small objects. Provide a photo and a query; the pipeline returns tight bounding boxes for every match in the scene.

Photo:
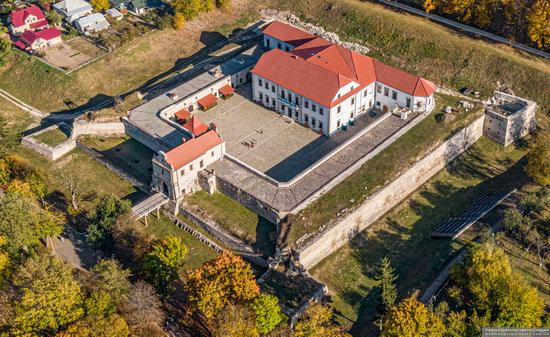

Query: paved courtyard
[195,84,382,182]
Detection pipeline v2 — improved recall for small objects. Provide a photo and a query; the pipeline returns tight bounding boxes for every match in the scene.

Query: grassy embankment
[310,137,531,335]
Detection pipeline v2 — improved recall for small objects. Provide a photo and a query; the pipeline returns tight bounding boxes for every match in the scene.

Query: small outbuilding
[128,0,163,14]
[75,13,110,33]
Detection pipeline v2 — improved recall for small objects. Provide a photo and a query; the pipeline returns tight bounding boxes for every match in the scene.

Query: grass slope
[309,136,529,335]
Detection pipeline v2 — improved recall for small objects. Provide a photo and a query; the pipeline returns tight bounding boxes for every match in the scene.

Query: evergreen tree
[375,257,398,315]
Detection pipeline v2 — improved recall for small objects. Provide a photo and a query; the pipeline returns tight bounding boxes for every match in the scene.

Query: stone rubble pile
[261,9,370,55]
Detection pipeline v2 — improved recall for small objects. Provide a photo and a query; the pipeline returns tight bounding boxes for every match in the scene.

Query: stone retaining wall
[296,115,486,269]
[72,121,125,137]
[21,123,75,160]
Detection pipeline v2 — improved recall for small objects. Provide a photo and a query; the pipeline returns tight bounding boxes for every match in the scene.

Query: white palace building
[251,21,436,136]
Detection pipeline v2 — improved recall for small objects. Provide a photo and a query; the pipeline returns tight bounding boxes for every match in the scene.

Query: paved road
[377,0,549,59]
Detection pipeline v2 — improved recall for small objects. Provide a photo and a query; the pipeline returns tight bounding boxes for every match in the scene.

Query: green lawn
[309,136,529,335]
[136,214,218,271]
[288,93,483,245]
[33,126,71,147]
[185,191,276,255]
[14,146,141,213]
[79,136,154,183]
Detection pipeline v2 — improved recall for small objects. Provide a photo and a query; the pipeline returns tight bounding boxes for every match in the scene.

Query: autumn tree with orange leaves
[184,251,259,318]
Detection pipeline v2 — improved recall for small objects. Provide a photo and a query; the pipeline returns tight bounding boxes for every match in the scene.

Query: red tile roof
[29,20,48,29]
[182,116,209,137]
[9,5,46,28]
[373,60,435,97]
[197,93,218,109]
[20,27,61,46]
[255,21,436,106]
[218,84,234,97]
[262,20,316,47]
[164,130,223,170]
[174,108,190,121]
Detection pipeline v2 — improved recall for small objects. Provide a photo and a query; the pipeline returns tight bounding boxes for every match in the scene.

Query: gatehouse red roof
[164,130,223,170]
[262,20,316,48]
[174,108,190,121]
[9,5,46,28]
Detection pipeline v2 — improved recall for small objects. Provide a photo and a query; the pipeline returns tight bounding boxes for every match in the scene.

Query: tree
[527,0,550,49]
[185,251,259,318]
[84,290,116,317]
[87,195,131,250]
[203,0,214,11]
[0,113,18,157]
[172,12,185,30]
[444,311,467,337]
[422,0,439,13]
[120,281,164,336]
[0,191,62,255]
[58,162,90,211]
[375,257,398,316]
[250,293,285,334]
[0,39,12,68]
[211,303,259,337]
[172,0,202,20]
[0,236,9,282]
[452,242,545,327]
[91,259,131,306]
[142,235,188,296]
[294,303,351,337]
[61,314,129,337]
[216,0,230,10]
[45,10,63,26]
[381,296,445,337]
[90,0,109,11]
[13,255,84,334]
[526,134,550,186]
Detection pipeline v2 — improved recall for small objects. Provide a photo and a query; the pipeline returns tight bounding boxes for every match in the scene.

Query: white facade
[152,141,225,201]
[252,73,377,135]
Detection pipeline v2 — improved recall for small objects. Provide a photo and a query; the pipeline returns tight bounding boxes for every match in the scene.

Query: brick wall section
[296,115,486,269]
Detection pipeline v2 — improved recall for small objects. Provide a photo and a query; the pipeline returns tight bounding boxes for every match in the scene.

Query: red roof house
[9,5,48,35]
[16,27,62,51]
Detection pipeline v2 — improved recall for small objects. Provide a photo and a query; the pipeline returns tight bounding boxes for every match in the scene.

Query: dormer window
[350,86,354,91]
[337,94,341,99]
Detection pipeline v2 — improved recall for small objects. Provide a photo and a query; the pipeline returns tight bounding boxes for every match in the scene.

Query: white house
[8,5,49,35]
[14,27,63,51]
[251,21,436,136]
[53,0,93,22]
[75,13,110,33]
[152,129,225,200]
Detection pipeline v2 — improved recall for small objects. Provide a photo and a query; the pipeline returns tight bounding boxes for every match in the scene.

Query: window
[281,89,285,97]
[294,110,298,118]
[351,97,355,105]
[369,100,373,107]
[287,93,291,101]
[271,85,275,93]
[376,101,381,106]
[319,121,323,130]
[392,91,397,100]
[350,86,354,91]
[295,96,299,105]
[416,102,422,108]
[259,79,263,87]
[312,104,316,112]
[239,78,243,84]
[271,98,275,106]
[264,96,268,104]
[337,93,341,98]
[377,85,382,93]
[180,169,185,176]
[211,151,215,157]
[337,106,341,113]
[304,114,309,123]
[364,90,368,97]
[337,120,341,127]
[406,98,411,108]
[311,117,316,127]
[384,87,389,96]
[285,46,289,51]
[264,81,268,89]
[259,93,263,101]
[278,42,282,49]
[319,108,324,115]
[200,160,204,168]
[189,164,194,171]
[304,101,309,109]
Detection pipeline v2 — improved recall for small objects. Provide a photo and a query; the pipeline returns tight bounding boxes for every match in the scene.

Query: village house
[53,0,93,22]
[14,27,62,51]
[8,5,49,35]
[152,129,225,200]
[75,13,110,33]
[252,21,436,136]
[128,0,163,14]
